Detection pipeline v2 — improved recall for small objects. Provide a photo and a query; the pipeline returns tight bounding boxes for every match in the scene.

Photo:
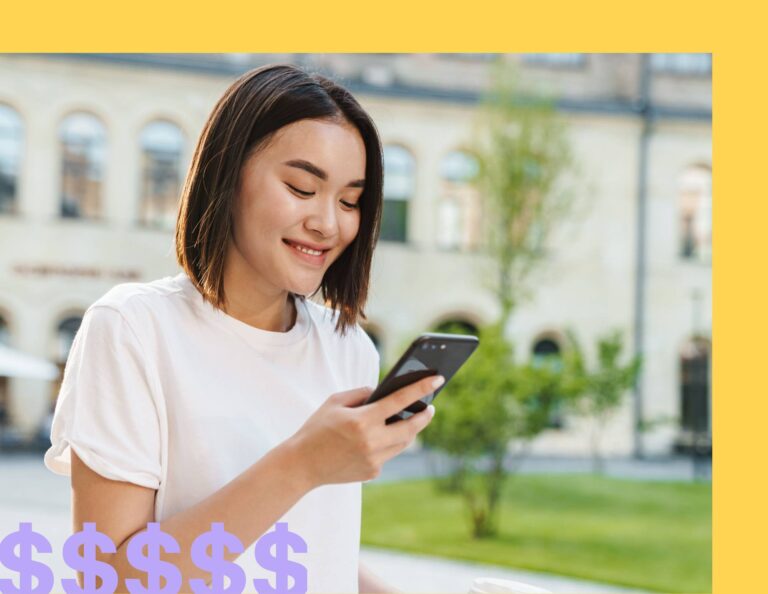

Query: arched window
[139,120,185,229]
[679,165,711,263]
[440,150,480,183]
[0,313,9,346]
[680,337,711,435]
[437,150,482,251]
[532,337,561,364]
[56,316,82,363]
[381,145,414,243]
[52,315,83,410]
[0,104,23,215]
[59,112,106,219]
[433,319,478,336]
[531,336,565,429]
[0,314,9,427]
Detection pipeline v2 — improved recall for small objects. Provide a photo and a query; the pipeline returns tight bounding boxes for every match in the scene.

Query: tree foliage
[562,329,643,473]
[471,58,576,326]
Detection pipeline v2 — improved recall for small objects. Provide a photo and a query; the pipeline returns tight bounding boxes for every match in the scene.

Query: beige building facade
[0,54,711,457]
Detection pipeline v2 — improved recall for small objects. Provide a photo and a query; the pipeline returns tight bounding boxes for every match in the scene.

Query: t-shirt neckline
[174,272,311,347]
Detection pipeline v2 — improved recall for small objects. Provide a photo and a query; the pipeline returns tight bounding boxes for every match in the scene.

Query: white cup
[468,576,552,594]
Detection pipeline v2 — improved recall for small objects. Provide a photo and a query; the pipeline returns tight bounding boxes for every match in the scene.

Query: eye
[286,183,314,197]
[341,201,360,210]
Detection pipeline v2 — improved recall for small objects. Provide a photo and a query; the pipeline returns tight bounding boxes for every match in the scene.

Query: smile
[283,239,329,266]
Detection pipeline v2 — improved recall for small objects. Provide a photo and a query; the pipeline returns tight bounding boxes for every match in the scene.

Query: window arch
[680,337,711,435]
[59,112,107,219]
[0,312,9,346]
[56,315,82,363]
[139,119,185,229]
[531,334,565,429]
[432,318,478,336]
[531,335,564,372]
[0,313,10,427]
[439,150,480,183]
[51,315,83,411]
[679,164,711,263]
[437,149,482,252]
[381,144,414,242]
[0,103,23,215]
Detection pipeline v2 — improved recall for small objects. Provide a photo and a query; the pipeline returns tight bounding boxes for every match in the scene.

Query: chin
[286,278,323,297]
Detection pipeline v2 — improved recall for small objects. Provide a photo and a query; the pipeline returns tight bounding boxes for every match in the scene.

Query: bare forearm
[110,438,313,593]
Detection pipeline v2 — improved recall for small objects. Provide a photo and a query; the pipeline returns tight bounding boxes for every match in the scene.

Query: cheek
[236,184,288,242]
[341,211,362,246]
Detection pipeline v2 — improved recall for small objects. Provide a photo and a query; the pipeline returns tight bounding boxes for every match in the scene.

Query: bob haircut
[175,64,383,338]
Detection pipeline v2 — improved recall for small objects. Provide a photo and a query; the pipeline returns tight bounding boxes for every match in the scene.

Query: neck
[221,244,297,333]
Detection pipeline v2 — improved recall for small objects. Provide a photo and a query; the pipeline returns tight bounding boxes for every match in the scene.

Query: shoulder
[89,274,186,317]
[92,275,184,311]
[83,274,188,338]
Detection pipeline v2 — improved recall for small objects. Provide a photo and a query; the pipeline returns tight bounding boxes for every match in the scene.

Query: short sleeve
[43,305,163,489]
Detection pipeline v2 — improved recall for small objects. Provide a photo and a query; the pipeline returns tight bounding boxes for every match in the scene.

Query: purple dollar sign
[125,522,181,594]
[189,522,245,594]
[0,522,54,594]
[62,522,118,594]
[252,522,307,594]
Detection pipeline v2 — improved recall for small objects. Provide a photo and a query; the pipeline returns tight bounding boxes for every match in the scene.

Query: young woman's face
[230,118,366,298]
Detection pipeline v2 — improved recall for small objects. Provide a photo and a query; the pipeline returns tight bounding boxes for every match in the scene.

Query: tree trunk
[591,414,606,474]
[484,451,507,536]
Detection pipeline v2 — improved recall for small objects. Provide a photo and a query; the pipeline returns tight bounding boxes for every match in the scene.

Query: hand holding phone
[364,332,479,424]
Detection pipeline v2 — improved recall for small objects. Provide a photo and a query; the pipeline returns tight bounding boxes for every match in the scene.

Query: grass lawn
[361,474,711,593]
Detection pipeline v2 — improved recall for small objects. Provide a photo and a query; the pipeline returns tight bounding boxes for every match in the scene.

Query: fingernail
[431,376,445,389]
[427,404,436,416]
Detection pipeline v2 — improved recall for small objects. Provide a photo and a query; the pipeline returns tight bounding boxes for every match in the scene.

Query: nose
[304,194,339,240]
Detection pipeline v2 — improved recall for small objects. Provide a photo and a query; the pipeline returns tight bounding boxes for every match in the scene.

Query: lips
[283,239,331,267]
[282,239,331,253]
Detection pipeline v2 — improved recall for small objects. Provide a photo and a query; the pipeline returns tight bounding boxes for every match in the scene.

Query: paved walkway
[378,448,711,484]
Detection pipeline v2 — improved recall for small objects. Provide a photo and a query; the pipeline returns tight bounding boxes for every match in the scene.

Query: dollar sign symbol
[125,522,181,594]
[0,522,54,594]
[189,523,245,594]
[252,522,307,594]
[61,522,118,594]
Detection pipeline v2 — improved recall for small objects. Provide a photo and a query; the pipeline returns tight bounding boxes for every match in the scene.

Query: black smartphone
[363,332,479,424]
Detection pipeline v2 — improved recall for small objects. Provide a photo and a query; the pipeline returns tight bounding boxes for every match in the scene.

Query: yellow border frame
[3,2,742,593]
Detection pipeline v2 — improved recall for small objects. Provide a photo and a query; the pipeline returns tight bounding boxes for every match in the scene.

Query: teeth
[290,242,323,256]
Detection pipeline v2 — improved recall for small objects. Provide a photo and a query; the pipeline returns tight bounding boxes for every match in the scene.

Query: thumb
[332,386,375,408]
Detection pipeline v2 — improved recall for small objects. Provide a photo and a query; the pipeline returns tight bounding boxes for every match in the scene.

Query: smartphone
[363,332,479,424]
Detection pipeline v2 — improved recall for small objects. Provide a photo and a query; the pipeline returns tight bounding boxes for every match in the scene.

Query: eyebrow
[282,159,365,189]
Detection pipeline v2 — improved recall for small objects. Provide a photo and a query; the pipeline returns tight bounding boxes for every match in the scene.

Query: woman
[44,64,442,594]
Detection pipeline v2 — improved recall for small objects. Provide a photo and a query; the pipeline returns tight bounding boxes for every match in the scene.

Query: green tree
[471,58,577,328]
[563,329,643,474]
[415,58,581,538]
[420,322,572,537]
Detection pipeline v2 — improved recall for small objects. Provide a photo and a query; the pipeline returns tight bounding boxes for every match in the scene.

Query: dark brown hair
[175,64,383,337]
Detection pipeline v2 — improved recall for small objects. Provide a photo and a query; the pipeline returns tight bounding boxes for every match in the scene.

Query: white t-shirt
[44,272,380,594]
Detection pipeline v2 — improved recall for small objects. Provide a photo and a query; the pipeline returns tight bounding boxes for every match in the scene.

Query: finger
[330,386,375,408]
[373,406,435,464]
[370,375,444,420]
[386,404,436,444]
